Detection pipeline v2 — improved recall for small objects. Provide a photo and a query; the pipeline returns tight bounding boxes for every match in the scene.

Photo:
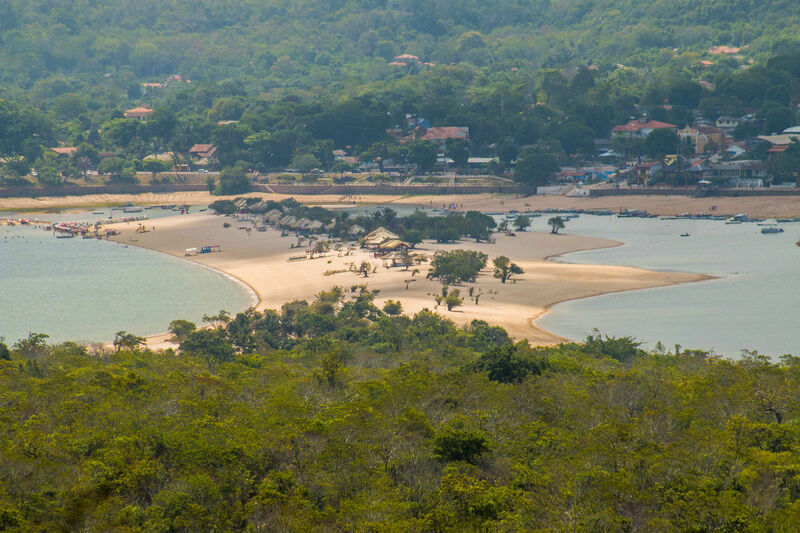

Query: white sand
[106,212,707,348]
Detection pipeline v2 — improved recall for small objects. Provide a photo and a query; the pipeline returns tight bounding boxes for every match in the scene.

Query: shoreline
[4,190,800,218]
[98,211,706,349]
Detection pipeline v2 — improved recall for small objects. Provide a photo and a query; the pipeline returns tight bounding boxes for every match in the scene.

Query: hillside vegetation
[2,0,800,92]
[2,294,800,530]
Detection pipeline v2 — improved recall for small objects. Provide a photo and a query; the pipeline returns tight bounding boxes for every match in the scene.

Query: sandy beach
[2,190,800,218]
[104,211,708,349]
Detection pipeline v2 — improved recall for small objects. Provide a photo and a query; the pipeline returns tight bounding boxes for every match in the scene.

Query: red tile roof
[189,144,217,158]
[50,147,77,156]
[613,120,677,133]
[124,107,154,118]
[416,126,469,141]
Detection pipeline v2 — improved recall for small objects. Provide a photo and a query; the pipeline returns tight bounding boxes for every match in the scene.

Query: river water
[535,214,800,357]
[1,208,255,345]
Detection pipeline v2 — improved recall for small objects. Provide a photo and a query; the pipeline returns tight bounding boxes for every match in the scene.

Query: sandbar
[105,212,708,349]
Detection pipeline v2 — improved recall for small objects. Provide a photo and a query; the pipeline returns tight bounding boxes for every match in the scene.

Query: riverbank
[104,212,707,349]
[4,191,800,218]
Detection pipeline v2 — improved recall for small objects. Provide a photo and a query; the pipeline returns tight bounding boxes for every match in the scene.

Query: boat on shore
[761,227,784,234]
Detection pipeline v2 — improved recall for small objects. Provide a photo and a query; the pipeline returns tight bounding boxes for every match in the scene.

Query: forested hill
[2,0,800,93]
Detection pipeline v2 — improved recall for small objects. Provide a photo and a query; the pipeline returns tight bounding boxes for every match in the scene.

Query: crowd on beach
[1,214,148,238]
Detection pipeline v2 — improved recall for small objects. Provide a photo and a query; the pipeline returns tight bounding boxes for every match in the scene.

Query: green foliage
[492,255,523,283]
[213,166,251,196]
[0,341,10,360]
[429,249,488,285]
[514,148,559,186]
[469,343,546,383]
[512,215,531,231]
[444,288,463,311]
[168,319,197,342]
[583,330,647,363]
[209,199,237,214]
[5,297,800,530]
[548,216,566,234]
[113,331,146,352]
[434,418,489,463]
[382,300,403,316]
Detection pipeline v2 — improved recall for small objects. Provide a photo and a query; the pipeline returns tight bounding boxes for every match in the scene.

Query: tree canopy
[2,299,800,530]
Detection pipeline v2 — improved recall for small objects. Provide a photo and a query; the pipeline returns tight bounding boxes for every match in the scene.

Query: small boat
[761,227,784,234]
[680,233,690,237]
[123,207,143,213]
[92,211,104,214]
[56,234,75,239]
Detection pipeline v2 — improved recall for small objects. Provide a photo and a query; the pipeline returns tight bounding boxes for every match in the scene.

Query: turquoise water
[0,223,255,345]
[535,215,800,357]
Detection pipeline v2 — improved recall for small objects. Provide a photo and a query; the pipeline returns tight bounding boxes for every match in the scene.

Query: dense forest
[2,1,800,188]
[2,294,800,530]
[2,0,800,91]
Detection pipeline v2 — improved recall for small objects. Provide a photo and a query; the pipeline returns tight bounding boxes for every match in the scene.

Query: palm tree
[548,216,565,234]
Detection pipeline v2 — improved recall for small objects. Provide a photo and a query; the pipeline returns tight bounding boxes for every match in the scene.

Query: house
[124,107,154,121]
[715,116,742,134]
[406,115,430,129]
[467,157,497,170]
[725,142,748,157]
[386,128,404,139]
[612,118,677,138]
[757,134,800,147]
[708,160,768,187]
[50,147,77,157]
[189,144,219,169]
[414,126,470,143]
[625,162,659,186]
[392,54,420,66]
[678,124,725,154]
[708,46,740,55]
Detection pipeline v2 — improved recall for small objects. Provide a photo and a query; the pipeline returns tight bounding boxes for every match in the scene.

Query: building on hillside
[708,160,768,187]
[467,157,497,171]
[678,124,725,154]
[725,142,748,158]
[124,107,154,121]
[406,115,431,129]
[612,118,677,138]
[757,134,800,147]
[189,144,219,169]
[715,116,742,134]
[50,147,77,157]
[392,54,420,66]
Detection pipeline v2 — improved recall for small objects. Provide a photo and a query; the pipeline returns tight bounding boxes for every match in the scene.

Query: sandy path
[106,212,708,349]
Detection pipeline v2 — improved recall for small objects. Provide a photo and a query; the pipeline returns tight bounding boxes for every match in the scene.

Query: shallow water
[0,223,255,345]
[535,215,800,357]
